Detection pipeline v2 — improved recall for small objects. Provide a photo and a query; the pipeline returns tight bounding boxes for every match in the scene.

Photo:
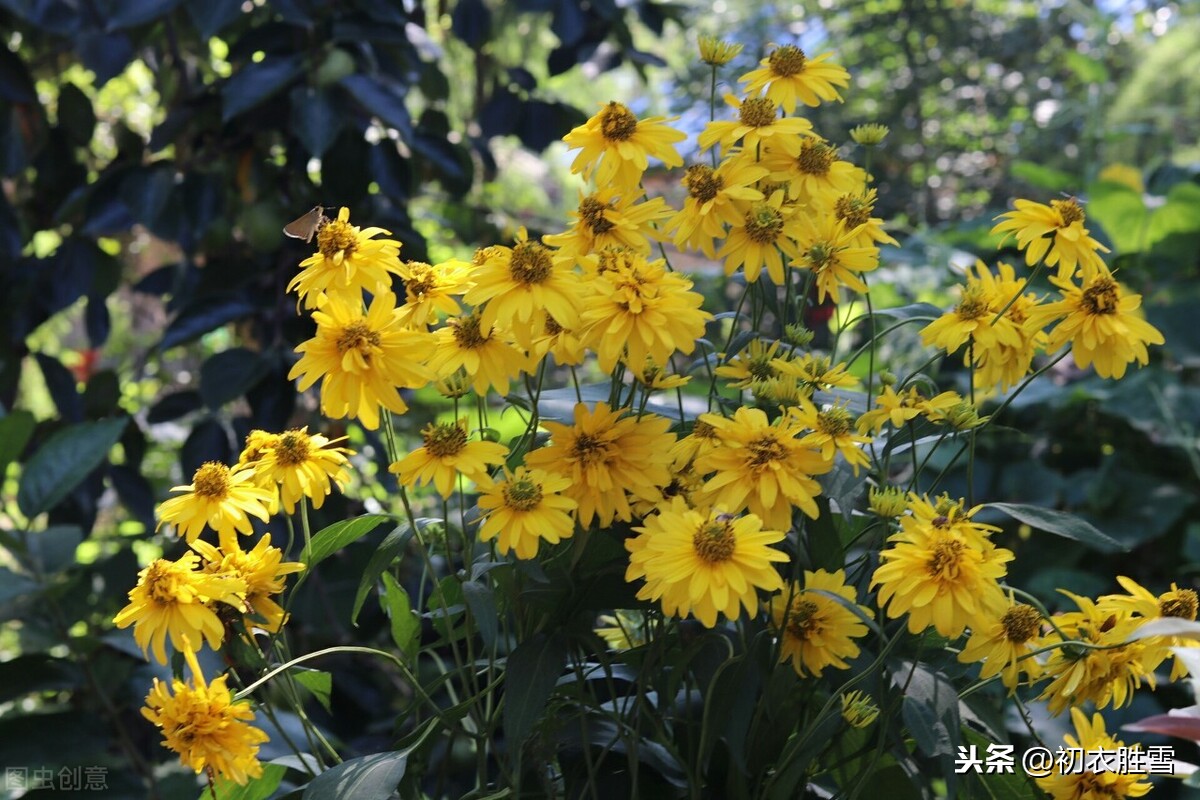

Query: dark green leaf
[896,661,959,758]
[161,296,256,350]
[380,572,420,660]
[984,502,1124,552]
[462,580,498,650]
[293,669,333,713]
[0,410,34,475]
[503,633,567,747]
[200,348,266,409]
[17,417,128,517]
[57,83,95,146]
[147,390,203,423]
[0,567,38,607]
[223,56,304,122]
[302,515,390,568]
[106,0,183,29]
[340,75,413,140]
[200,763,287,800]
[867,302,943,321]
[29,525,83,575]
[291,87,344,158]
[351,523,422,624]
[302,751,408,800]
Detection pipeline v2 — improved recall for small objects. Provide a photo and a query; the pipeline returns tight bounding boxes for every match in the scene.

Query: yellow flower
[426,311,530,396]
[871,497,1012,637]
[867,485,908,518]
[957,596,1043,691]
[396,258,471,328]
[543,187,672,258]
[855,385,959,433]
[250,428,352,514]
[113,552,246,664]
[990,197,1110,281]
[192,534,304,634]
[716,190,805,284]
[831,190,899,248]
[528,311,587,367]
[698,94,815,155]
[670,418,722,465]
[1038,590,1161,716]
[761,140,863,209]
[1100,576,1199,681]
[581,253,712,373]
[142,647,268,785]
[715,337,790,390]
[788,400,872,475]
[632,358,691,391]
[695,407,832,531]
[1031,270,1164,380]
[849,123,889,146]
[595,610,649,650]
[840,690,880,728]
[774,353,858,393]
[157,462,274,548]
[562,101,685,190]
[625,498,786,628]
[525,402,675,529]
[464,228,581,340]
[287,207,403,309]
[698,35,743,66]
[1035,708,1152,800]
[390,418,509,499]
[668,159,767,258]
[288,291,434,429]
[477,466,577,559]
[739,45,851,113]
[236,430,279,471]
[769,569,870,677]
[791,212,880,304]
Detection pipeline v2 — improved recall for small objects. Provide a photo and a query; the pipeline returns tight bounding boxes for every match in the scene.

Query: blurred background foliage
[0,0,1198,797]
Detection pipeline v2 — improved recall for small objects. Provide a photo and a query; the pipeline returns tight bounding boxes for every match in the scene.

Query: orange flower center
[926,537,965,579]
[422,423,467,458]
[739,97,778,128]
[747,433,787,468]
[275,430,312,466]
[579,197,617,235]
[834,194,872,229]
[786,598,821,640]
[510,241,554,285]
[193,462,232,499]
[571,432,615,466]
[451,314,488,349]
[599,102,638,141]
[144,560,183,604]
[768,44,807,77]
[796,141,835,176]
[1080,277,1119,316]
[692,520,736,563]
[1161,589,1198,620]
[817,407,853,437]
[404,262,437,298]
[1051,198,1085,226]
[336,320,382,354]
[318,219,357,259]
[685,164,724,203]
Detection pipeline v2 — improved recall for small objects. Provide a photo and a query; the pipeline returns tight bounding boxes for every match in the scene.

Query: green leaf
[804,498,844,571]
[1065,50,1109,84]
[503,633,567,747]
[28,525,83,574]
[302,751,408,800]
[984,502,1124,552]
[1087,180,1148,254]
[350,523,422,624]
[867,302,943,321]
[302,514,390,569]
[380,572,420,660]
[200,763,286,800]
[200,348,267,408]
[17,417,128,517]
[1010,160,1075,192]
[293,669,333,713]
[896,661,959,758]
[461,580,498,651]
[0,409,34,475]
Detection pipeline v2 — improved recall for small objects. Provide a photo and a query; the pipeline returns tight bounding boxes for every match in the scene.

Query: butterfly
[282,206,328,243]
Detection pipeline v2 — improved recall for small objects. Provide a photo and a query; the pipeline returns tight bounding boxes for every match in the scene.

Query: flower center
[786,598,821,639]
[451,314,488,349]
[796,141,835,176]
[693,419,719,441]
[571,432,614,467]
[747,434,787,468]
[1080,277,1119,316]
[422,422,468,458]
[745,351,777,381]
[834,194,872,229]
[956,285,990,320]
[926,537,965,579]
[274,430,312,466]
[768,44,807,77]
[473,245,502,267]
[193,462,232,498]
[692,520,736,563]
[336,320,382,354]
[503,476,543,511]
[543,315,565,336]
[739,97,778,128]
[1161,589,1199,620]
[806,242,835,270]
[1051,198,1085,226]
[817,407,853,437]
[510,241,554,285]
[744,203,784,244]
[579,197,617,235]
[1001,603,1042,643]
[144,560,181,604]
[685,164,724,203]
[599,102,638,141]
[404,262,437,298]
[317,219,357,260]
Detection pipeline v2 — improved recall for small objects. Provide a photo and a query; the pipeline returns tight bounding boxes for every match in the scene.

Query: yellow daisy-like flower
[761,140,863,209]
[715,337,791,390]
[990,197,1110,281]
[157,462,274,548]
[957,596,1043,692]
[464,227,581,341]
[949,261,1047,393]
[525,402,675,529]
[543,187,672,258]
[192,534,304,634]
[716,190,805,284]
[625,498,787,628]
[791,213,880,304]
[562,101,686,190]
[1030,270,1164,380]
[871,500,1012,638]
[390,418,509,499]
[855,385,959,434]
[236,430,280,471]
[768,569,870,677]
[698,34,743,66]
[670,418,722,465]
[840,690,880,729]
[775,353,858,393]
[426,311,529,396]
[668,159,767,258]
[287,206,403,309]
[698,94,815,155]
[113,552,246,664]
[528,311,587,367]
[396,258,471,329]
[477,466,578,559]
[1035,707,1152,800]
[142,646,268,785]
[1038,590,1161,716]
[695,407,832,531]
[250,428,352,514]
[632,358,691,391]
[831,190,899,248]
[580,253,712,372]
[739,45,851,113]
[788,400,872,475]
[288,291,434,429]
[920,277,1025,359]
[1099,575,1199,681]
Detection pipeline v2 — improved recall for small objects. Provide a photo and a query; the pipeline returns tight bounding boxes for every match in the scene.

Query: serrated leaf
[17,417,128,517]
[984,502,1124,552]
[302,751,408,800]
[380,572,420,660]
[503,634,567,747]
[301,514,389,569]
